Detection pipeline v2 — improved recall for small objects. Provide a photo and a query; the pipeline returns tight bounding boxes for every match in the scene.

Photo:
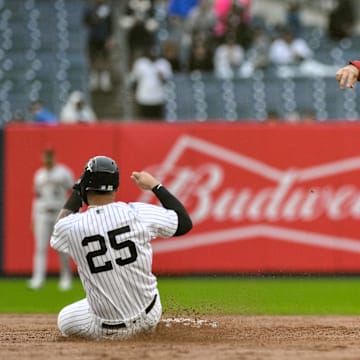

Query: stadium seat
[1,2,360,124]
[0,0,87,124]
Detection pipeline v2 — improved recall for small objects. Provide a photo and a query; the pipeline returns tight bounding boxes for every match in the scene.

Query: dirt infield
[1,314,360,360]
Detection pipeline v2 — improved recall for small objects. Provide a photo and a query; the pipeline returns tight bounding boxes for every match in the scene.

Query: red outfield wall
[5,122,360,275]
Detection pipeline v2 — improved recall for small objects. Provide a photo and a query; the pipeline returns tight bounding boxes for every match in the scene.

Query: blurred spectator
[182,0,217,59]
[264,109,281,125]
[187,38,214,72]
[184,0,217,39]
[83,0,113,92]
[167,0,200,19]
[328,0,355,41]
[166,0,200,54]
[286,2,303,38]
[246,26,270,70]
[60,91,97,124]
[214,33,245,78]
[213,0,252,48]
[119,0,158,67]
[128,47,173,121]
[9,109,26,123]
[30,101,58,124]
[238,25,270,77]
[301,109,316,124]
[268,27,313,65]
[161,39,182,72]
[283,110,301,124]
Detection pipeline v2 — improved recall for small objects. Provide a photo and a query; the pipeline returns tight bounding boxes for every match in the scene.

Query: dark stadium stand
[0,0,360,124]
[167,70,360,122]
[0,0,87,124]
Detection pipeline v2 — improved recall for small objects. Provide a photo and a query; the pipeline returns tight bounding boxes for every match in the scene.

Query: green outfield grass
[1,276,360,315]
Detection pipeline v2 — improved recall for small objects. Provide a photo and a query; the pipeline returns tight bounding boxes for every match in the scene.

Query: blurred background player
[28,148,75,290]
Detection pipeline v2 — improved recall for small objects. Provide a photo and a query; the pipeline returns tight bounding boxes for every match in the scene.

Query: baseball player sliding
[50,155,192,339]
[29,148,74,291]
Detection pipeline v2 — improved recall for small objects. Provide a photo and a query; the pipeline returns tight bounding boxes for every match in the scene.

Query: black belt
[102,294,157,329]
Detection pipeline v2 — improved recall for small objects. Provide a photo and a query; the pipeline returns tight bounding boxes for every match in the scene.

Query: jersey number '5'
[82,225,138,274]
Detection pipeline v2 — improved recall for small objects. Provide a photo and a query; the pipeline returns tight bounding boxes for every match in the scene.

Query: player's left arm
[55,180,83,222]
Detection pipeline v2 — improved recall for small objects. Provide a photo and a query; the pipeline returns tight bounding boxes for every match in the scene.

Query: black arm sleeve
[63,189,83,213]
[152,184,192,236]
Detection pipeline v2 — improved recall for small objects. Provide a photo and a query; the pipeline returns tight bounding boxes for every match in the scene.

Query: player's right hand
[336,64,359,89]
[131,171,160,190]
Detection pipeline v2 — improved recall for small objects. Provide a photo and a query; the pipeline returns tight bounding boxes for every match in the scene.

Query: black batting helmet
[79,156,119,204]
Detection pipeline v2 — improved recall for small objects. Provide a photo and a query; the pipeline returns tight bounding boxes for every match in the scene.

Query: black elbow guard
[174,212,193,236]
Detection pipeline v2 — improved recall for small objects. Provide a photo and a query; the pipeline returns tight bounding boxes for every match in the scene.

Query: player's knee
[57,300,91,337]
[57,305,75,336]
[57,307,68,336]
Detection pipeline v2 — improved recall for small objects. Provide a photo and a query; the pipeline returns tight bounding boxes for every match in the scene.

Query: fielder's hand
[336,64,359,89]
[131,171,160,190]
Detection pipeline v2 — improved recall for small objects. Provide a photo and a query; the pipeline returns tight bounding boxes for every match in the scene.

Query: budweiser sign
[137,134,360,264]
[6,122,360,274]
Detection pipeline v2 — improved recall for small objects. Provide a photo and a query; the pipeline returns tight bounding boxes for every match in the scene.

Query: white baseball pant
[57,292,162,339]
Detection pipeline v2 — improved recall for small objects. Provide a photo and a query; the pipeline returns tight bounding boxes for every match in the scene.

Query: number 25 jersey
[50,201,178,320]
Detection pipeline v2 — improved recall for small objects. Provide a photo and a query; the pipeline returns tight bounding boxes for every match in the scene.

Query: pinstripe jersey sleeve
[129,202,178,238]
[50,215,76,253]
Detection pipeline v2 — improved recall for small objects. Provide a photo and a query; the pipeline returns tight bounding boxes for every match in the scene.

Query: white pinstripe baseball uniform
[50,200,178,339]
[29,163,74,290]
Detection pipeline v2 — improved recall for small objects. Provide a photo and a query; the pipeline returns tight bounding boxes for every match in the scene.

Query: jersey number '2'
[82,225,137,274]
